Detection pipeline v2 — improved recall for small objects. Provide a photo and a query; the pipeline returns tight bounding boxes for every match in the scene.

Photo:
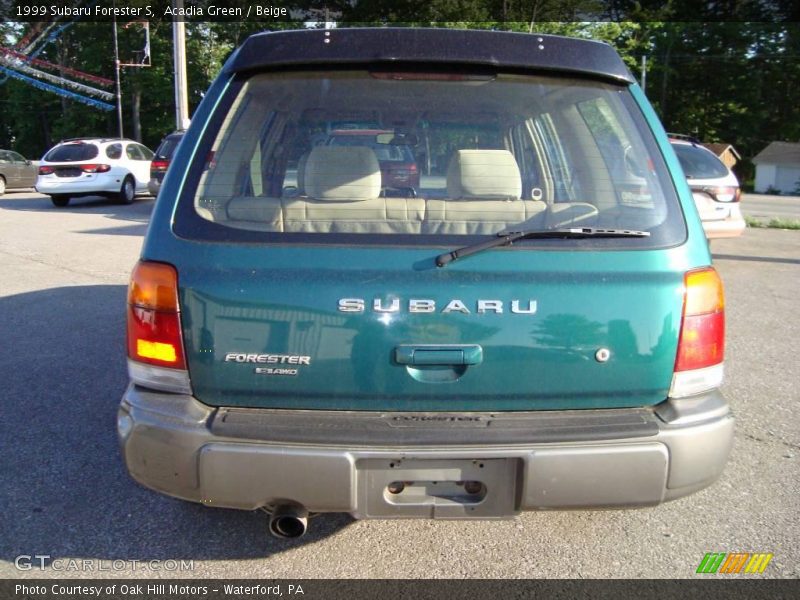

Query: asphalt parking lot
[0,191,797,579]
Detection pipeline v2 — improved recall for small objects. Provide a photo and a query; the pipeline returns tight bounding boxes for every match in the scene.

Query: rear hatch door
[177,246,685,411]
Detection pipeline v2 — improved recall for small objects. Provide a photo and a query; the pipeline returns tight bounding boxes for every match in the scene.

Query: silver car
[0,149,37,195]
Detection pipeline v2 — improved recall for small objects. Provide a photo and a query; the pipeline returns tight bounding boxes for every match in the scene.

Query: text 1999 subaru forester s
[118,28,733,538]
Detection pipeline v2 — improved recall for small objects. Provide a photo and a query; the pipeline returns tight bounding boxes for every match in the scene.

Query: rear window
[45,143,99,162]
[155,135,184,159]
[672,143,729,179]
[175,71,685,248]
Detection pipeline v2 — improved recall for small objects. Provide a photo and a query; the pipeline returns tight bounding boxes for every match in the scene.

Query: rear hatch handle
[395,345,483,366]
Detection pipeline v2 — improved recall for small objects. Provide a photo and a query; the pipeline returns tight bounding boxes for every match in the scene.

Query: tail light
[126,261,190,393]
[151,159,170,173]
[670,268,725,398]
[38,166,54,175]
[693,185,740,203]
[80,164,111,173]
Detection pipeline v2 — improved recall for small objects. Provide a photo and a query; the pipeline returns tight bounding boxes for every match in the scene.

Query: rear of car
[118,29,732,535]
[148,131,185,197]
[36,138,153,207]
[670,138,744,238]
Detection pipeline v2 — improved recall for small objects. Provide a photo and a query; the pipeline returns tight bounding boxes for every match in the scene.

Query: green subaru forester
[118,28,732,538]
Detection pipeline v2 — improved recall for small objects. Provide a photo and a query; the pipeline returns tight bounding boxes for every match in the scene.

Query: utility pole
[172,0,190,130]
[112,5,123,137]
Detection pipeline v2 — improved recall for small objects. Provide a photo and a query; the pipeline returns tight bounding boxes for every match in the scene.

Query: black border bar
[4,0,799,23]
[4,579,800,600]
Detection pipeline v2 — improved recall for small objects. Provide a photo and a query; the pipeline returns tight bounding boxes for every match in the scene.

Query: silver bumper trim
[118,385,733,518]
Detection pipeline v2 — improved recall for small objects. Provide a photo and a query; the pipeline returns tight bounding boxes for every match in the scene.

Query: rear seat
[223,147,548,234]
[424,149,545,234]
[225,146,423,233]
[288,146,424,233]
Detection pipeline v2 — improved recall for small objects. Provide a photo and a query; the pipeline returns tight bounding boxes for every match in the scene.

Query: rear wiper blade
[435,227,651,267]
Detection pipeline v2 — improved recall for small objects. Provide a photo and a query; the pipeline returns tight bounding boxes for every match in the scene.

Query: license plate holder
[356,457,520,519]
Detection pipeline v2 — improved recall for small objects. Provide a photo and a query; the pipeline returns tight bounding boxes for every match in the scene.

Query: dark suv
[147,131,185,197]
[118,29,732,539]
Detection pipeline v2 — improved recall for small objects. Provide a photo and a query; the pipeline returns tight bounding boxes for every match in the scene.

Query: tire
[118,176,135,204]
[0,176,6,196]
[50,195,70,207]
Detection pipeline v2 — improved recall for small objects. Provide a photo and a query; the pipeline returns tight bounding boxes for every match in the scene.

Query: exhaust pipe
[268,505,309,539]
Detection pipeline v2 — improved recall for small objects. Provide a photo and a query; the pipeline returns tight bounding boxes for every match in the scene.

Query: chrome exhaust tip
[268,505,309,539]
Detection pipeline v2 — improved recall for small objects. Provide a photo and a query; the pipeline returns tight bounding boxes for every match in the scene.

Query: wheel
[118,176,135,204]
[50,195,70,207]
[0,176,6,196]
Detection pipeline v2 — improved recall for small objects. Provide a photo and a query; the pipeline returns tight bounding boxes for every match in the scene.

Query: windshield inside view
[190,71,682,245]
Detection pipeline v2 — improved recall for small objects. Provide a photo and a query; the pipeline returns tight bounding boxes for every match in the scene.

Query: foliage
[745,215,800,229]
[0,19,301,156]
[0,8,798,172]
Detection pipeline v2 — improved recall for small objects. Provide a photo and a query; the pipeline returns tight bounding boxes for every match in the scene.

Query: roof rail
[59,137,132,143]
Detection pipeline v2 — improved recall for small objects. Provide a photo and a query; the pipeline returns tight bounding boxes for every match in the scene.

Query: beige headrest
[446,149,522,200]
[304,146,381,201]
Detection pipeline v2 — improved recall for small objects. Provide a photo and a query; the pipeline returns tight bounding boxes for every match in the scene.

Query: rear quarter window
[174,71,686,249]
[106,144,123,159]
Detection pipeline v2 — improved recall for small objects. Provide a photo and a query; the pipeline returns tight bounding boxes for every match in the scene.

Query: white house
[752,141,800,194]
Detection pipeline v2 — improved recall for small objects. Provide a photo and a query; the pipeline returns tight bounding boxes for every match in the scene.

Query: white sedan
[36,138,153,207]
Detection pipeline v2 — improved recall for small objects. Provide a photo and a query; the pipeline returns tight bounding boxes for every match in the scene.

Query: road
[0,191,798,579]
[741,193,800,221]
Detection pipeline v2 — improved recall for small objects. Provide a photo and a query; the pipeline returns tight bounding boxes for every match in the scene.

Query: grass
[744,215,800,230]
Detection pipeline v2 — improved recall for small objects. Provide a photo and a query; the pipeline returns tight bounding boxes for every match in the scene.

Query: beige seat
[302,146,382,201]
[287,145,423,233]
[294,151,309,195]
[222,148,555,235]
[424,149,546,234]
[225,146,424,233]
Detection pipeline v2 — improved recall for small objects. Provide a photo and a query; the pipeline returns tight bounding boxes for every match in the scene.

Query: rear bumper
[36,174,122,196]
[147,175,164,196]
[118,386,733,518]
[702,204,745,239]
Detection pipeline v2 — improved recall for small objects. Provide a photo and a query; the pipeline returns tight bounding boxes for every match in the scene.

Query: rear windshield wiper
[435,228,651,267]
